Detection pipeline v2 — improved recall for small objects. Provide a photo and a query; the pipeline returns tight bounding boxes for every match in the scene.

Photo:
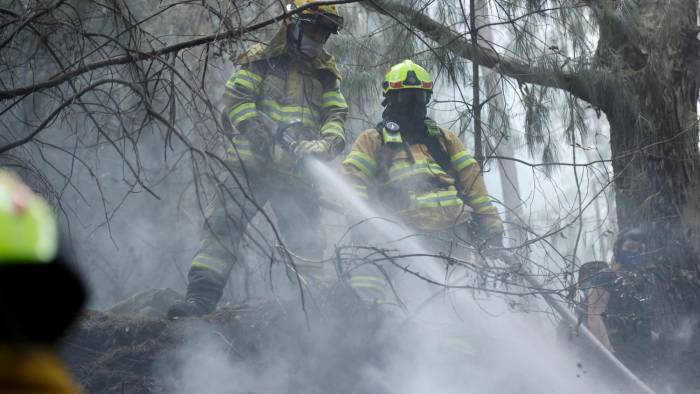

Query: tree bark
[596,0,700,320]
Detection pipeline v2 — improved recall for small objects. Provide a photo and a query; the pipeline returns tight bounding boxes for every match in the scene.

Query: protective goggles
[391,89,431,106]
[295,13,344,34]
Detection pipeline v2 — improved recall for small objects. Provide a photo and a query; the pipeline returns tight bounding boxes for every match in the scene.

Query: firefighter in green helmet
[0,170,86,393]
[341,60,504,303]
[168,0,348,318]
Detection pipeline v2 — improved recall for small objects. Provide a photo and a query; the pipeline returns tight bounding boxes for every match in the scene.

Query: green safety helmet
[382,60,434,95]
[0,170,85,344]
[0,171,58,264]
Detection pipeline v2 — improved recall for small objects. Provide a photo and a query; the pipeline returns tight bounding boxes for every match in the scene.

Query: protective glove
[482,232,524,274]
[293,138,333,161]
[245,120,273,156]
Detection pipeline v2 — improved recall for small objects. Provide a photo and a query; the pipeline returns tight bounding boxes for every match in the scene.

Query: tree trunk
[597,0,700,321]
[473,0,528,251]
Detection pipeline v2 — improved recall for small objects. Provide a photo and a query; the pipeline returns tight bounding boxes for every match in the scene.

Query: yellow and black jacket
[0,347,82,393]
[342,123,503,235]
[224,24,348,170]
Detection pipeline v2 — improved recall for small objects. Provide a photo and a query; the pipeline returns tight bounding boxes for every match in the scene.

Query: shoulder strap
[423,132,452,175]
[423,130,467,198]
[374,121,414,181]
[374,122,393,182]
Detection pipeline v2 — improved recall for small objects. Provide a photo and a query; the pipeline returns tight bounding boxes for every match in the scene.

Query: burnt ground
[60,288,700,394]
[60,288,389,394]
[61,306,269,393]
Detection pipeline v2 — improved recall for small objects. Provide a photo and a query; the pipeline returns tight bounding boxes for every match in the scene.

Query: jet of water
[303,157,656,394]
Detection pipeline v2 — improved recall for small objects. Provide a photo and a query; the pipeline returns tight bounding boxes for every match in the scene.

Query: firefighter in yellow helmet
[0,170,86,393]
[341,60,504,303]
[168,1,348,318]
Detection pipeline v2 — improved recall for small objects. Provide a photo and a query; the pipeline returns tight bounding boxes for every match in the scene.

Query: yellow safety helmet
[0,171,57,264]
[382,60,434,95]
[288,0,344,33]
[0,170,85,345]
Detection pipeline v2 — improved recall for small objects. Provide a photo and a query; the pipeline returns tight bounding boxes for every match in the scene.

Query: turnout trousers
[185,165,326,310]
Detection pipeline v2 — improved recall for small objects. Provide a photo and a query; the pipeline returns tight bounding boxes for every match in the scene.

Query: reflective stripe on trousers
[189,168,326,283]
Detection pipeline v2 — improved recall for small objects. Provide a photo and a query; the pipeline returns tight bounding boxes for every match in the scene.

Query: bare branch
[366,0,597,103]
[0,0,361,101]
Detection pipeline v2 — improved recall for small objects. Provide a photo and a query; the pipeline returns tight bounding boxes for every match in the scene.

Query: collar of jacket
[0,346,82,393]
[236,22,342,80]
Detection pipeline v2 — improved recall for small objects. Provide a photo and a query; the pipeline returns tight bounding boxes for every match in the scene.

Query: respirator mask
[617,250,651,271]
[383,90,431,132]
[288,20,332,60]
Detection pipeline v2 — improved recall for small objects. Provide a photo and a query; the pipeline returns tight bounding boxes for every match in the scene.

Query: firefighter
[168,0,348,318]
[0,170,86,393]
[341,60,504,304]
[585,228,655,362]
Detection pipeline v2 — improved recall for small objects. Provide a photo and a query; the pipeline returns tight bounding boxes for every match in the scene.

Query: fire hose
[498,253,656,394]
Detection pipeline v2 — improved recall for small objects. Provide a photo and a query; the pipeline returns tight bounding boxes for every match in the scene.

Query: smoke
[151,159,627,394]
[160,321,293,394]
[157,279,622,394]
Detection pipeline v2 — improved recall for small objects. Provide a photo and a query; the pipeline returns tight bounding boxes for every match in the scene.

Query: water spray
[304,157,656,394]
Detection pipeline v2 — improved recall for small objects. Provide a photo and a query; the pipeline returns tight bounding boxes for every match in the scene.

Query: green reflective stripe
[228,102,258,126]
[351,183,368,198]
[476,206,497,214]
[226,70,263,92]
[226,77,255,92]
[350,275,386,293]
[343,151,377,177]
[344,158,372,178]
[259,100,320,127]
[470,196,496,213]
[321,91,348,108]
[238,69,262,83]
[389,160,446,182]
[413,190,463,208]
[227,146,254,157]
[192,253,230,276]
[451,150,477,171]
[321,121,346,141]
[227,137,255,157]
[351,275,386,284]
[470,196,491,206]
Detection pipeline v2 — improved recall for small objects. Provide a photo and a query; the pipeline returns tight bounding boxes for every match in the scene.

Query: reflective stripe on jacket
[342,127,503,235]
[223,29,348,171]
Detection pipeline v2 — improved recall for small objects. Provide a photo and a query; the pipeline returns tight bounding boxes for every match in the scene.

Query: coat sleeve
[222,61,268,144]
[341,130,381,202]
[443,131,504,237]
[318,73,349,155]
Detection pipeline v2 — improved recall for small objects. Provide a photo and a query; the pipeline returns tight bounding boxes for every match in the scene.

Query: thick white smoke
[155,159,630,394]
